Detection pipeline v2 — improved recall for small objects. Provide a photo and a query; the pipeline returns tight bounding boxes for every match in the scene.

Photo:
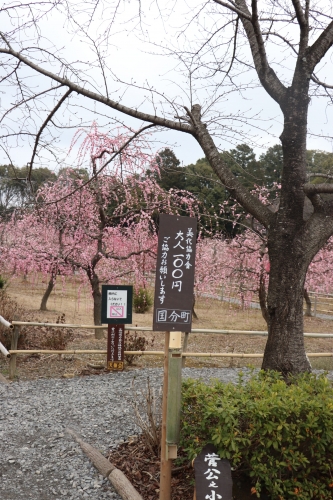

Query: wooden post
[167,331,182,445]
[9,324,20,380]
[160,331,172,500]
[182,331,189,368]
[314,294,317,317]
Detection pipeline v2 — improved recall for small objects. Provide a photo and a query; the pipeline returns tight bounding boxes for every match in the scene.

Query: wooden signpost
[153,214,197,332]
[107,324,125,371]
[101,285,132,372]
[153,214,197,500]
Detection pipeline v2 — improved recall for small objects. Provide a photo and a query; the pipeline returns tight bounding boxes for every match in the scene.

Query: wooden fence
[0,318,333,379]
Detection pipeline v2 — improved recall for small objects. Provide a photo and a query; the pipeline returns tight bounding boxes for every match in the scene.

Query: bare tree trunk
[192,294,198,320]
[258,271,269,324]
[262,244,311,375]
[304,288,312,317]
[40,276,56,311]
[89,272,104,339]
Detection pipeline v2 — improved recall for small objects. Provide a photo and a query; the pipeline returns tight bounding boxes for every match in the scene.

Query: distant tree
[154,148,186,191]
[184,158,229,234]
[0,165,56,215]
[57,167,89,183]
[225,144,263,187]
[306,150,333,183]
[259,145,283,188]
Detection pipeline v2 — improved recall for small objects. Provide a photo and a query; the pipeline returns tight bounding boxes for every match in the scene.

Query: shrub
[180,371,333,500]
[133,287,153,313]
[131,377,162,457]
[0,275,7,290]
[0,292,74,351]
[0,291,25,349]
[124,330,155,365]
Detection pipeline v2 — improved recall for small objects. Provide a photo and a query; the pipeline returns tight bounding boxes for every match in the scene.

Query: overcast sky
[1,0,333,169]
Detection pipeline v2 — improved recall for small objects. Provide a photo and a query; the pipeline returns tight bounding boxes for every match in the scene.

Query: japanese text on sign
[101,285,132,325]
[193,443,232,500]
[204,453,222,500]
[107,324,124,371]
[107,290,127,319]
[153,214,197,332]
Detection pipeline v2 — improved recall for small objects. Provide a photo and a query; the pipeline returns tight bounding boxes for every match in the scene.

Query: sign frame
[101,285,133,325]
[153,214,197,332]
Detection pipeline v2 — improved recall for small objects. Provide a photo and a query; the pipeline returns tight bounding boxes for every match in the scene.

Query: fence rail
[1,319,333,379]
[10,321,333,338]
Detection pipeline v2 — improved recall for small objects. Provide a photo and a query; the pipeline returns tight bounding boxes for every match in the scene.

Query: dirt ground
[2,276,333,500]
[1,275,333,380]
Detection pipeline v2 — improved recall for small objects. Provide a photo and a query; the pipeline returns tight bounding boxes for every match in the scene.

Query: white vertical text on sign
[107,324,124,371]
[153,214,197,331]
[194,444,232,500]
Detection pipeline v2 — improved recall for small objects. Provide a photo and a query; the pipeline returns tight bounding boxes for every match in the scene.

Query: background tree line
[2,144,333,233]
[152,145,333,236]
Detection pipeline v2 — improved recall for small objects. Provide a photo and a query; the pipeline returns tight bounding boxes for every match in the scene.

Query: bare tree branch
[28,88,72,181]
[304,182,333,196]
[40,123,156,206]
[308,173,333,180]
[0,34,194,134]
[307,20,333,71]
[291,0,307,28]
[185,104,274,228]
[231,0,287,103]
[291,0,309,57]
[213,0,251,21]
[311,74,333,89]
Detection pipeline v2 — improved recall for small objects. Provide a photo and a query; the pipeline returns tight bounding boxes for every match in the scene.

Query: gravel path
[1,367,332,500]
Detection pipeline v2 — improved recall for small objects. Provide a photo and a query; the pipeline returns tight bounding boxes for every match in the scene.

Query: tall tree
[0,165,56,215]
[1,1,333,374]
[154,148,186,191]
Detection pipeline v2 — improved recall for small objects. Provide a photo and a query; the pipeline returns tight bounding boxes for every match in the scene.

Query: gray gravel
[1,367,332,500]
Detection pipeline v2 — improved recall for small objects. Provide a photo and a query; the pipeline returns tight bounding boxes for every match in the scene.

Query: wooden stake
[167,332,182,445]
[182,331,189,368]
[9,324,20,380]
[160,331,172,500]
[66,427,143,500]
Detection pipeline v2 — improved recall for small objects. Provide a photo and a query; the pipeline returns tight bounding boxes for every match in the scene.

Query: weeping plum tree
[1,1,333,373]
[2,125,202,337]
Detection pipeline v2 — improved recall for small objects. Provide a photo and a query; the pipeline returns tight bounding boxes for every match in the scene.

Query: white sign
[107,290,128,319]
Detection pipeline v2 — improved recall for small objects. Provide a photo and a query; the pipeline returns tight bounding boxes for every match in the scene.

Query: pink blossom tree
[3,125,203,337]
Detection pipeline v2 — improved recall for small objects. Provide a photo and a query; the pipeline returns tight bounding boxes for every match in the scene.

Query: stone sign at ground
[153,214,197,332]
[194,443,232,500]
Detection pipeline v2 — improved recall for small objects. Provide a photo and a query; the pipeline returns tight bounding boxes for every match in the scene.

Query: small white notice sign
[107,290,128,319]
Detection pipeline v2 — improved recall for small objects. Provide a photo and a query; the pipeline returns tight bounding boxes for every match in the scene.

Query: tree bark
[262,244,311,375]
[258,271,269,324]
[188,83,318,375]
[88,271,104,339]
[304,288,312,317]
[261,74,312,375]
[40,276,56,311]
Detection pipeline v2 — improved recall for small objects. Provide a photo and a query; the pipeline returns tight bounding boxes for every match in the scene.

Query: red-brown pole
[159,331,172,500]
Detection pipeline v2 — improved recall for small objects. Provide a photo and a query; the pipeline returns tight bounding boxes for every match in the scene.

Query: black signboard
[194,444,232,500]
[101,285,133,325]
[153,214,197,332]
[107,324,124,371]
